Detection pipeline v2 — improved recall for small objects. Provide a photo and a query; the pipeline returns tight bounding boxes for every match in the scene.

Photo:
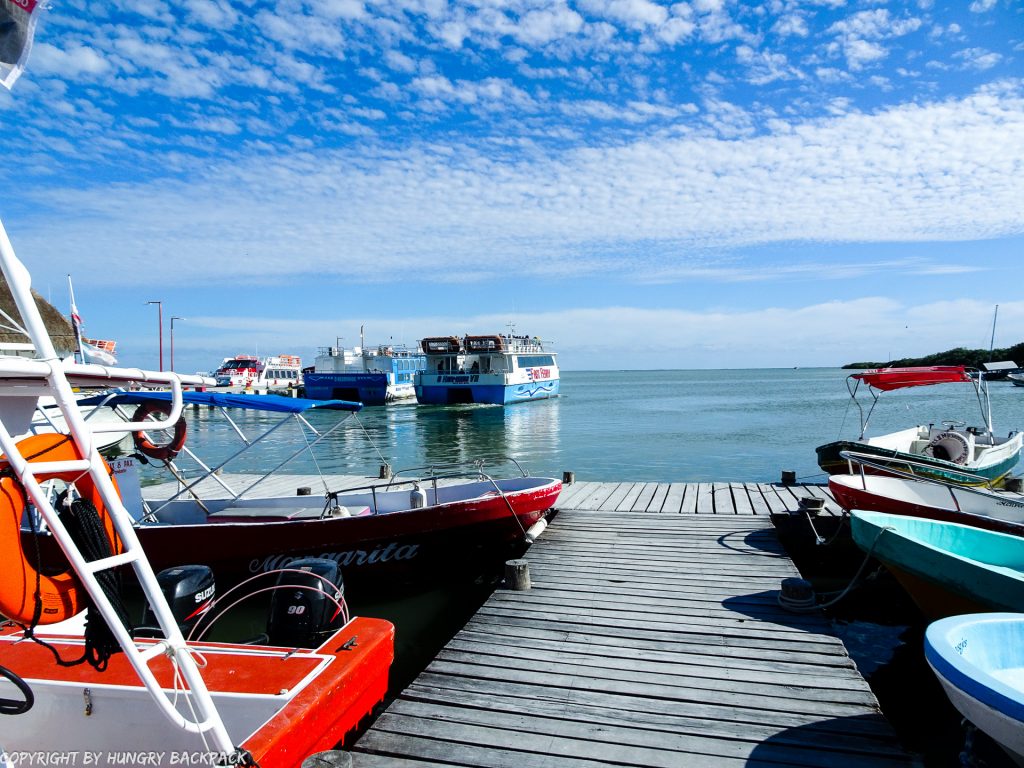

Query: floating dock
[349,480,917,767]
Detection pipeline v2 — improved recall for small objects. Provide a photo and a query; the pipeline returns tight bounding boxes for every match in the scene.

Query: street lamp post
[146,300,163,371]
[170,316,185,371]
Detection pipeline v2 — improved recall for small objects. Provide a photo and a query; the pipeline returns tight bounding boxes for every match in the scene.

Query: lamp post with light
[170,316,185,372]
[146,300,163,371]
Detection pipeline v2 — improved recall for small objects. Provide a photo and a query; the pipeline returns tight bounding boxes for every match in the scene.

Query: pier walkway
[350,481,918,767]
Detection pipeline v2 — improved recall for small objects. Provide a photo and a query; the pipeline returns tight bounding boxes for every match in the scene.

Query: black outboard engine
[266,557,346,648]
[139,565,216,638]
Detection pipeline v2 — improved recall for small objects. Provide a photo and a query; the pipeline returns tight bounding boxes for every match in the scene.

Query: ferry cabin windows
[515,355,555,368]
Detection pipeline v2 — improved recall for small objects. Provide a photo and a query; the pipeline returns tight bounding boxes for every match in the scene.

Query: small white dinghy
[926,613,1024,766]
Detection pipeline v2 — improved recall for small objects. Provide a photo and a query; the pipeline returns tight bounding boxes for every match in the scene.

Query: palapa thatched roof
[0,275,77,356]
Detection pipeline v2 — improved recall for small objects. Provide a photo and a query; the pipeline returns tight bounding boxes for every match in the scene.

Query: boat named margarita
[303,337,425,405]
[415,333,560,405]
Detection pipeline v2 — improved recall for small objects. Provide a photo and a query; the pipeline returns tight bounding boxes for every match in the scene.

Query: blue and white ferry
[415,333,559,405]
[303,338,426,405]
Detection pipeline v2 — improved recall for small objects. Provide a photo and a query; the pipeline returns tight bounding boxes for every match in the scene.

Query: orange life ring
[131,401,187,461]
[0,433,122,625]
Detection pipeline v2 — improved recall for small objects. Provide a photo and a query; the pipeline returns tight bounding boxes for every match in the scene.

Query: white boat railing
[0,219,237,756]
[838,450,1024,513]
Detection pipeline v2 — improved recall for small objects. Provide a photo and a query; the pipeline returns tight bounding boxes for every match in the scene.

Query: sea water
[167,368,1024,484]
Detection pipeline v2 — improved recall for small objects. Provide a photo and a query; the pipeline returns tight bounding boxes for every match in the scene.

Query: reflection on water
[154,397,563,482]
[144,370,1024,484]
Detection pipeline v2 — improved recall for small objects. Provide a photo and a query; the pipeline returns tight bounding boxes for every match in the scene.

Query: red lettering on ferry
[10,0,38,12]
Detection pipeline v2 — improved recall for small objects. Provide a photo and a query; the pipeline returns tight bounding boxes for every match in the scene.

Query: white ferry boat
[303,340,425,405]
[415,333,559,405]
[213,353,302,392]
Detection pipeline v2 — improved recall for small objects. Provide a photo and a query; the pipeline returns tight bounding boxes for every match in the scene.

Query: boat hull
[926,613,1024,766]
[816,438,1021,485]
[0,617,394,765]
[303,372,414,405]
[132,478,561,595]
[829,474,1024,536]
[416,377,560,405]
[850,511,1024,620]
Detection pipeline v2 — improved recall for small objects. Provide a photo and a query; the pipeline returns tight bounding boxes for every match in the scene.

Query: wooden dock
[349,480,918,767]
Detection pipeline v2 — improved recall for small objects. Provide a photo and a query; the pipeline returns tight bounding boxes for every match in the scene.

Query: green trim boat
[817,366,1022,486]
[851,510,1024,620]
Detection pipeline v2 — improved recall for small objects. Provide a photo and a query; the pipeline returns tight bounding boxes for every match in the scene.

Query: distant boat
[213,353,302,392]
[415,333,560,405]
[850,510,1024,619]
[303,338,425,405]
[1009,372,1024,388]
[816,366,1022,485]
[926,613,1024,766]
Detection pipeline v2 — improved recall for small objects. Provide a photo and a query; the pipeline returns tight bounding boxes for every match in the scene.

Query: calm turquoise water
[158,369,1024,484]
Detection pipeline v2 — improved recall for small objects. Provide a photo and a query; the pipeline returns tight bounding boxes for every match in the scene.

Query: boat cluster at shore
[809,364,1024,765]
[210,331,560,407]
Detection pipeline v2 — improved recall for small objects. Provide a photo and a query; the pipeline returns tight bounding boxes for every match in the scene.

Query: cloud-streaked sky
[2,0,1022,372]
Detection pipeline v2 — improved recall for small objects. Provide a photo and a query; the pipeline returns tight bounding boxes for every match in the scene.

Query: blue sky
[2,0,1022,372]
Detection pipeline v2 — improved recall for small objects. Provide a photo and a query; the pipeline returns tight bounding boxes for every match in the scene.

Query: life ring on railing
[0,433,122,625]
[924,430,970,464]
[131,401,187,461]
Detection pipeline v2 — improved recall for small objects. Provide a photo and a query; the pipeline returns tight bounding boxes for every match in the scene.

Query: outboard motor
[139,565,216,638]
[266,557,346,648]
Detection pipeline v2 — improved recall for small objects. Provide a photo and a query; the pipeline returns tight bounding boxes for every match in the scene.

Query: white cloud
[969,0,997,12]
[14,87,1024,292]
[954,48,1003,71]
[826,9,923,70]
[772,14,809,38]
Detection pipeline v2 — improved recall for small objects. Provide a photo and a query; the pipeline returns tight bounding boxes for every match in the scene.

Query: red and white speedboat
[0,218,394,765]
[65,389,561,596]
[829,454,1024,537]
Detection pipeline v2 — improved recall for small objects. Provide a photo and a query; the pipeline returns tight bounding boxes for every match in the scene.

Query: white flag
[1,0,43,91]
[81,339,118,366]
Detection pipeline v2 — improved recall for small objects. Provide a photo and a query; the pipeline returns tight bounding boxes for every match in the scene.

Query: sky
[1,0,1023,372]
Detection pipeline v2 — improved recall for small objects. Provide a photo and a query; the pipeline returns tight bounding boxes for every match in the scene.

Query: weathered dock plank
[352,512,916,767]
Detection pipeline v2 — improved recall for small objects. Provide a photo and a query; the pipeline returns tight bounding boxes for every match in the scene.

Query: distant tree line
[843,342,1024,370]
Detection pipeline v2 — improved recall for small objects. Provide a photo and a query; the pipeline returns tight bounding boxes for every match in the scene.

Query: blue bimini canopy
[79,390,362,414]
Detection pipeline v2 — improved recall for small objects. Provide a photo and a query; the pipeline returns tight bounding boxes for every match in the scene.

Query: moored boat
[304,334,425,405]
[415,332,559,405]
[0,217,395,766]
[829,452,1024,536]
[816,366,1022,485]
[850,510,1024,619]
[925,613,1024,766]
[213,353,302,392]
[66,390,561,594]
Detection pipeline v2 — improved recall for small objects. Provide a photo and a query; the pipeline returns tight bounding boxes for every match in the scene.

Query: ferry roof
[79,390,362,413]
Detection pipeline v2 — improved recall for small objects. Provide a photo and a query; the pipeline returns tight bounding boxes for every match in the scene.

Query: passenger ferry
[415,333,559,405]
[213,353,302,392]
[303,339,426,405]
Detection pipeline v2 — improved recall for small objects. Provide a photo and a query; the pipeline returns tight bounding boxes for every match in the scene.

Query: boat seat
[207,505,370,521]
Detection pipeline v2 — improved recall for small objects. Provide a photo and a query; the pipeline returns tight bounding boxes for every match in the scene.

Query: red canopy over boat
[852,366,973,391]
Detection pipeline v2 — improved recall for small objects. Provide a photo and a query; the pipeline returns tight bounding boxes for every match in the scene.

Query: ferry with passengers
[303,336,426,405]
[414,332,559,405]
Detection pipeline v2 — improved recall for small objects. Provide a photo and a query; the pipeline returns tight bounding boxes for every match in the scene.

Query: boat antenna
[988,304,998,363]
